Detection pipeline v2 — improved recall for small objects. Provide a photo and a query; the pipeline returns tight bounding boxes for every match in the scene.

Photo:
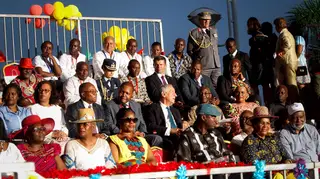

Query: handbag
[296,66,308,76]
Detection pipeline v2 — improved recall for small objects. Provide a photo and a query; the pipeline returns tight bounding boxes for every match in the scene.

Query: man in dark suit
[179,60,218,107]
[105,82,162,146]
[223,38,252,80]
[66,82,110,138]
[144,84,189,159]
[145,56,184,104]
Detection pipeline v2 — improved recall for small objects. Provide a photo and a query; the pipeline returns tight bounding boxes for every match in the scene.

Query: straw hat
[70,108,104,123]
[251,106,278,124]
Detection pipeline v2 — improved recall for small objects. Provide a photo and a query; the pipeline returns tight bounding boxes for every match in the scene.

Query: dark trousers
[202,68,221,89]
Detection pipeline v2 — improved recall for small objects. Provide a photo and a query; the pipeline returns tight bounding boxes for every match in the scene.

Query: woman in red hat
[13,115,66,173]
[12,58,43,107]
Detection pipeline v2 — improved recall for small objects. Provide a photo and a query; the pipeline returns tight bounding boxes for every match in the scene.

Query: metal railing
[0,14,163,64]
[2,162,320,179]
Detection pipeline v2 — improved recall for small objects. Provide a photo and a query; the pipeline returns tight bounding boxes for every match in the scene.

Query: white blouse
[0,143,25,163]
[63,138,115,170]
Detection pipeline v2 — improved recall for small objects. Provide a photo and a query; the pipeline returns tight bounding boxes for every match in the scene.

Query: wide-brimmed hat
[102,58,116,71]
[9,115,55,140]
[70,108,104,123]
[198,11,212,20]
[250,106,278,124]
[19,58,34,69]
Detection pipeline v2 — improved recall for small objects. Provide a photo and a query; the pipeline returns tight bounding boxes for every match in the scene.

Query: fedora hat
[250,106,278,124]
[70,108,104,124]
[9,115,55,140]
[19,58,34,69]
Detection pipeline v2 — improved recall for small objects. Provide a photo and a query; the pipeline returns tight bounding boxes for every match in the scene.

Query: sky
[0,0,303,57]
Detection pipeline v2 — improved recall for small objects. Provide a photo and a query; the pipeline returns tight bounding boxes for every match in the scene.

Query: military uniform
[187,12,221,88]
[96,59,121,103]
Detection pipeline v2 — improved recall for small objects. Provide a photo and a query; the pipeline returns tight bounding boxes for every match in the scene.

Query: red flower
[139,147,145,152]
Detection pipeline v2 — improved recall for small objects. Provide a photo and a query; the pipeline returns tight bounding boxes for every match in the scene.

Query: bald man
[92,36,121,79]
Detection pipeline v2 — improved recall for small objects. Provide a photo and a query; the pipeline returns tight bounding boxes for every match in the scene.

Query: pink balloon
[35,18,46,29]
[43,4,54,16]
[29,5,42,15]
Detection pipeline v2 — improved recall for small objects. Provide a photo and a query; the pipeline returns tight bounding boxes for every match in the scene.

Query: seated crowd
[0,28,319,179]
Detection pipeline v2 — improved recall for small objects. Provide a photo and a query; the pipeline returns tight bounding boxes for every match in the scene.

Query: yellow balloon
[53,1,64,10]
[121,28,130,43]
[53,8,65,20]
[57,19,65,26]
[76,12,82,17]
[108,26,121,38]
[65,20,75,31]
[64,6,73,18]
[128,36,135,40]
[101,32,108,41]
[69,5,79,17]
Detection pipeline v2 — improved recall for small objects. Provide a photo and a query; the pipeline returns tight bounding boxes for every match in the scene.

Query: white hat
[287,103,304,116]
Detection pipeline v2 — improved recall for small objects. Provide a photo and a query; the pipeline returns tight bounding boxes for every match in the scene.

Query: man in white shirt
[118,39,147,78]
[92,36,120,79]
[143,42,171,77]
[59,39,86,82]
[33,41,62,81]
[63,62,101,108]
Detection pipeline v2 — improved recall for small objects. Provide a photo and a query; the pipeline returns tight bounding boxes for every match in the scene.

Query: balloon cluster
[28,1,82,31]
[102,26,135,52]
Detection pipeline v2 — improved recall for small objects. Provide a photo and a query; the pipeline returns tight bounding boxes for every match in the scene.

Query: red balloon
[35,18,46,29]
[75,29,78,35]
[25,18,32,24]
[43,4,54,16]
[29,5,42,15]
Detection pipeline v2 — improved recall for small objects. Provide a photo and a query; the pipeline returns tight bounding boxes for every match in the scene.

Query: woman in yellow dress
[108,108,157,166]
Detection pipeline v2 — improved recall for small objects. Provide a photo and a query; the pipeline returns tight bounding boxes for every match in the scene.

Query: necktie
[195,79,201,88]
[161,75,167,85]
[121,103,127,108]
[88,105,92,108]
[206,29,210,36]
[166,107,177,129]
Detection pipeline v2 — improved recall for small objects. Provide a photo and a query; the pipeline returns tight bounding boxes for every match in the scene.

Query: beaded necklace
[123,137,145,166]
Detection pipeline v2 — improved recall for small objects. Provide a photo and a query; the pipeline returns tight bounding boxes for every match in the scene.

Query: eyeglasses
[121,117,138,123]
[83,90,97,94]
[33,126,46,132]
[200,92,211,95]
[38,89,51,93]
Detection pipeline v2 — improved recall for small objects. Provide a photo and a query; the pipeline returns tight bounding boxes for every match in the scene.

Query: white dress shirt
[82,100,99,133]
[59,52,86,82]
[33,55,60,81]
[231,49,238,58]
[157,73,168,85]
[195,75,203,87]
[63,75,101,108]
[160,102,176,136]
[118,52,147,78]
[143,55,172,77]
[92,50,120,79]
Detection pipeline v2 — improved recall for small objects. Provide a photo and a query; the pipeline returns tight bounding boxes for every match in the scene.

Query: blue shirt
[280,123,320,162]
[0,106,32,135]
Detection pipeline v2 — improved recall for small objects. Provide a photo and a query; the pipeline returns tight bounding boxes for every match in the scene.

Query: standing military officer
[187,12,221,89]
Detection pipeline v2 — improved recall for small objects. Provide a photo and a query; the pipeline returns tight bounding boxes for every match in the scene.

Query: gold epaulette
[189,30,212,49]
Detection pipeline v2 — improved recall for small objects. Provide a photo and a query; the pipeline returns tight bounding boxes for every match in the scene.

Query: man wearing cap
[177,104,235,168]
[93,36,121,79]
[66,82,109,138]
[12,58,43,106]
[63,108,115,170]
[96,58,121,103]
[187,11,221,88]
[280,103,320,164]
[63,62,101,108]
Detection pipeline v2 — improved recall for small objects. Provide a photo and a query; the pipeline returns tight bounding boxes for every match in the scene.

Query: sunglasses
[33,126,46,132]
[121,117,138,123]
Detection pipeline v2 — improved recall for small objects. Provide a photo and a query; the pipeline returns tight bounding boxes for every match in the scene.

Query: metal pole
[231,0,240,48]
[226,0,233,37]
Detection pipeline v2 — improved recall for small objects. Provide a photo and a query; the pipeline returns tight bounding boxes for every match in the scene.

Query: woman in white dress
[30,81,68,144]
[63,108,115,170]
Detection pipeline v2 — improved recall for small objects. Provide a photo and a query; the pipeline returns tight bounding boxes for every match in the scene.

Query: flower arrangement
[39,161,247,179]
